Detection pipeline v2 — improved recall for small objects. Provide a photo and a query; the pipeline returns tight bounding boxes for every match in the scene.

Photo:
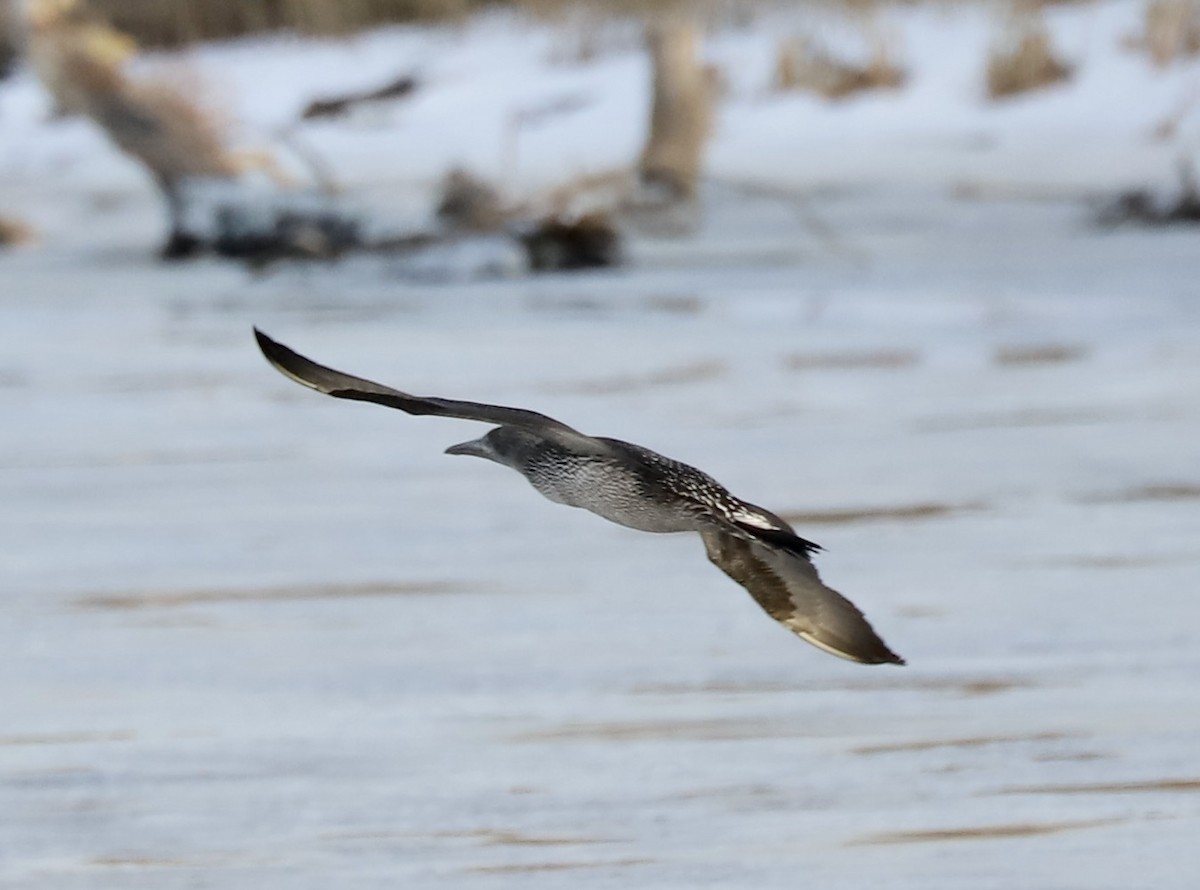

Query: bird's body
[523,438,701,533]
[255,329,904,666]
[468,427,803,541]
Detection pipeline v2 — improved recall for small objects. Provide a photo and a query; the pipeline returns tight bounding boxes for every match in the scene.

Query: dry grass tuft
[774,34,904,99]
[22,3,301,253]
[24,0,139,117]
[23,3,243,180]
[1128,0,1200,66]
[986,10,1073,100]
[102,76,242,179]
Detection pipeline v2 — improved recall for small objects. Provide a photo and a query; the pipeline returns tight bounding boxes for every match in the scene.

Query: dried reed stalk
[774,35,904,99]
[638,17,715,201]
[1132,0,1200,66]
[986,8,1072,100]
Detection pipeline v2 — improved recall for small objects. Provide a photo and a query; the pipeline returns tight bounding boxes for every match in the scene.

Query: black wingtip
[253,327,307,378]
[847,639,906,666]
[253,326,279,357]
[252,327,323,391]
[859,632,906,666]
[742,524,823,558]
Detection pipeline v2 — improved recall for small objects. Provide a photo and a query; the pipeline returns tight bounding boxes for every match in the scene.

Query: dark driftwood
[300,75,418,120]
[1097,190,1200,227]
[1096,163,1200,227]
[519,213,621,271]
[165,197,621,274]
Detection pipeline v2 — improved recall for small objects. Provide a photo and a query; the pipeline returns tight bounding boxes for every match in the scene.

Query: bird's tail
[735,521,822,558]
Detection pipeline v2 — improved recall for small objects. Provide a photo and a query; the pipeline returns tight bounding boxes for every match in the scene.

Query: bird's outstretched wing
[701,530,904,665]
[255,329,609,453]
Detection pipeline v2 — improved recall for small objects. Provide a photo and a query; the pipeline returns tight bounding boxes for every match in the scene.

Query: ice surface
[2,4,1199,889]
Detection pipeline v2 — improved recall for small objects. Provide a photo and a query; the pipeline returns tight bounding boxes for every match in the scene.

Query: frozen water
[2,3,1199,888]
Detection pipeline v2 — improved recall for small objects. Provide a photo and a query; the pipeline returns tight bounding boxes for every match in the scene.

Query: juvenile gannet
[255,329,904,666]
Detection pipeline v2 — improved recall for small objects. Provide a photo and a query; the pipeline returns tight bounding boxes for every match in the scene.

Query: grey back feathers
[255,329,904,666]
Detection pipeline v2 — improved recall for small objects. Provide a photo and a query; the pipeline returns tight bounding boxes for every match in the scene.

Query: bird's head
[444,426,540,469]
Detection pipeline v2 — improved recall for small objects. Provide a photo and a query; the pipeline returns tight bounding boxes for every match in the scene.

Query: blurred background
[2,1,1198,888]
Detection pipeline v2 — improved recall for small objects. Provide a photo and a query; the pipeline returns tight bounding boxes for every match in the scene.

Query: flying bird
[255,329,904,666]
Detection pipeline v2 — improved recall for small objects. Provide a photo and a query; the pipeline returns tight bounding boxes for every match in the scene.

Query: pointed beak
[444,438,493,459]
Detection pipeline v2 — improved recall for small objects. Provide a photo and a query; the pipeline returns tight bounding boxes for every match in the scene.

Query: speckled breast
[524,449,704,534]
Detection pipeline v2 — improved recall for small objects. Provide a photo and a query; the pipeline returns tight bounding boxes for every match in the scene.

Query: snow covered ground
[2,3,1199,888]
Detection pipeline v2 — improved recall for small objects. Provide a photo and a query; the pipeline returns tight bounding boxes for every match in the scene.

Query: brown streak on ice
[1079,483,1200,504]
[548,360,725,394]
[91,857,196,868]
[1037,553,1198,569]
[663,784,778,804]
[512,717,807,743]
[90,852,255,868]
[850,817,1120,846]
[74,580,463,609]
[436,829,613,847]
[466,858,653,875]
[480,830,610,847]
[1032,750,1110,762]
[993,344,1087,366]
[0,731,134,746]
[779,501,979,525]
[323,827,612,846]
[632,675,1030,698]
[785,349,919,370]
[998,778,1200,795]
[915,408,1124,431]
[853,731,1073,755]
[641,294,704,314]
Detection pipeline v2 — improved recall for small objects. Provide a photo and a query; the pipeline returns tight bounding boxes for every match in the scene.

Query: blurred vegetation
[1,2,18,75]
[986,6,1072,99]
[28,1,1200,82]
[79,1,982,46]
[87,0,487,46]
[82,0,701,46]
